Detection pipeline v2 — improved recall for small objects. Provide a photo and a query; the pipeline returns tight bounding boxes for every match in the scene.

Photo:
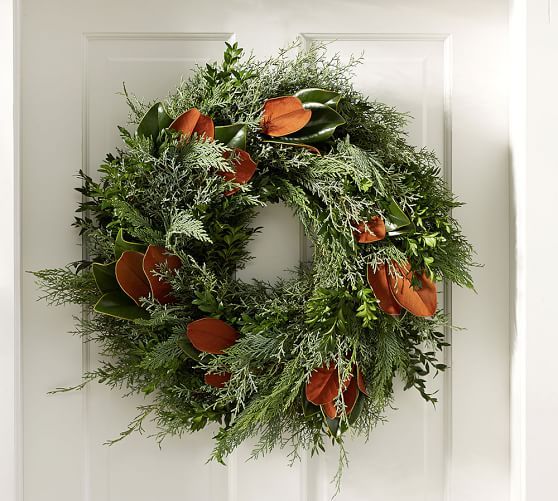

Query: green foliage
[34,41,476,487]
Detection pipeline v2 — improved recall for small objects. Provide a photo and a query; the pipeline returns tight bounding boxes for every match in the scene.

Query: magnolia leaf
[367,264,402,315]
[321,401,338,419]
[93,291,149,320]
[92,261,118,293]
[215,124,247,149]
[115,251,150,305]
[114,229,147,259]
[353,216,386,244]
[294,88,342,109]
[204,372,232,388]
[137,102,173,141]
[219,149,257,196]
[343,376,359,414]
[279,102,345,144]
[348,393,365,425]
[388,263,437,317]
[177,337,201,361]
[170,108,214,139]
[305,363,340,405]
[324,415,341,438]
[142,245,181,304]
[186,317,238,354]
[302,396,321,417]
[385,198,415,236]
[261,96,311,137]
[193,115,214,139]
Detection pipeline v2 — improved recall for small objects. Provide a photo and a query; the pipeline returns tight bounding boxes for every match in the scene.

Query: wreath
[35,42,475,483]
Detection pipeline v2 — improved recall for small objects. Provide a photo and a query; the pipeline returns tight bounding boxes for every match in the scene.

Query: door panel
[21,2,509,500]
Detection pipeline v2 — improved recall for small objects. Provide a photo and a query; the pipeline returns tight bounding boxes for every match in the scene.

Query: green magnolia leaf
[136,102,173,141]
[348,393,365,425]
[93,291,149,320]
[215,124,247,149]
[177,337,201,361]
[279,102,345,144]
[295,88,342,109]
[91,261,118,293]
[385,198,415,236]
[324,414,341,438]
[302,396,321,417]
[114,229,147,259]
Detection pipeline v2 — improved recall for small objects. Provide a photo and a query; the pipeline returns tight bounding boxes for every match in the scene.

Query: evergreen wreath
[35,42,475,484]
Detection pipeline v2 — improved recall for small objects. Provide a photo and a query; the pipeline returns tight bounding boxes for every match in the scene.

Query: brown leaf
[219,148,257,196]
[317,367,359,418]
[321,401,338,419]
[261,96,312,137]
[354,216,386,243]
[193,114,215,139]
[343,375,359,415]
[115,250,150,305]
[204,372,232,388]
[142,245,182,304]
[170,108,214,139]
[305,363,340,405]
[186,317,239,354]
[388,262,437,317]
[367,264,402,315]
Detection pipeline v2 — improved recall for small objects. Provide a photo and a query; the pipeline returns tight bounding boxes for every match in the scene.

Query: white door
[21,1,510,500]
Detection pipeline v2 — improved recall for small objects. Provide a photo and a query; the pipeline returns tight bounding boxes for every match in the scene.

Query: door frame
[1,0,22,500]
[2,1,538,499]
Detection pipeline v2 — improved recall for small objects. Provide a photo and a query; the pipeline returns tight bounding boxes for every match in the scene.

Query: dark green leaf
[114,229,147,259]
[93,291,149,320]
[348,393,366,425]
[324,414,341,438]
[302,396,320,417]
[214,124,247,149]
[177,337,201,361]
[136,102,173,141]
[279,103,345,144]
[91,261,118,293]
[385,198,415,236]
[294,88,342,109]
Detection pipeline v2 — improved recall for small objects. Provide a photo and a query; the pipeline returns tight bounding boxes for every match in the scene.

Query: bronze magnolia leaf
[186,317,239,354]
[354,216,386,244]
[142,245,182,304]
[261,96,312,137]
[204,372,232,388]
[115,251,150,306]
[388,262,437,317]
[367,264,402,315]
[170,108,215,140]
[219,148,257,196]
[305,363,340,405]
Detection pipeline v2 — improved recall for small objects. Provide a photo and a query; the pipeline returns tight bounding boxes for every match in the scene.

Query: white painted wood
[19,1,510,500]
[510,1,558,500]
[1,1,20,501]
[509,2,526,500]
